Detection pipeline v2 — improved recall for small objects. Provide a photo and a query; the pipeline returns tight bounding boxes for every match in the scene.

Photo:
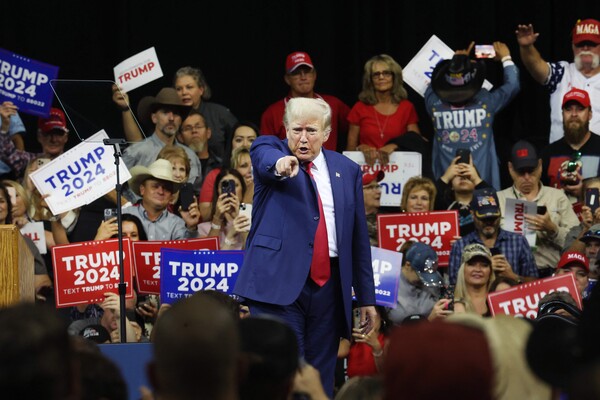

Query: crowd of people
[1,18,600,399]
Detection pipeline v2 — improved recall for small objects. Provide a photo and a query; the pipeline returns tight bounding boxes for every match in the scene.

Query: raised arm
[516,24,551,84]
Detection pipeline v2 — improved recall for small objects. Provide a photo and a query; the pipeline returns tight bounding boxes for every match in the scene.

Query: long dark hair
[210,168,246,220]
[0,182,13,224]
[222,120,260,168]
[120,214,148,241]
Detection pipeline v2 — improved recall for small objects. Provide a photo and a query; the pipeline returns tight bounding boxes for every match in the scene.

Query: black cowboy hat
[431,54,486,104]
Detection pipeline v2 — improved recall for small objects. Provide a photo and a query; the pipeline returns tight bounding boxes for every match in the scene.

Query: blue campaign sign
[160,249,244,305]
[0,48,59,117]
[370,246,402,308]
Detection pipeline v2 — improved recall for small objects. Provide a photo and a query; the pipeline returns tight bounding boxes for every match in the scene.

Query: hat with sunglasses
[285,51,314,74]
[557,251,589,272]
[571,18,600,45]
[580,224,600,243]
[405,242,443,287]
[510,140,539,171]
[470,188,501,219]
[431,54,486,104]
[38,107,69,134]
[362,170,385,186]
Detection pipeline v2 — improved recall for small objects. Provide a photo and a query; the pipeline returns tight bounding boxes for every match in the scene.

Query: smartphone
[537,205,547,215]
[104,208,118,221]
[220,179,235,196]
[490,247,502,256]
[352,308,362,330]
[179,183,195,211]
[475,44,496,59]
[37,158,51,168]
[455,148,470,164]
[239,203,252,223]
[586,188,600,213]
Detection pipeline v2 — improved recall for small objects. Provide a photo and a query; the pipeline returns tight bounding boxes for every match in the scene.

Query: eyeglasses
[363,184,382,191]
[584,229,600,237]
[181,124,206,133]
[371,70,394,79]
[42,130,68,137]
[575,41,599,48]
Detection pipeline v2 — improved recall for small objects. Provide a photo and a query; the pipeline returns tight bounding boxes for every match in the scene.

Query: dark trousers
[247,257,342,398]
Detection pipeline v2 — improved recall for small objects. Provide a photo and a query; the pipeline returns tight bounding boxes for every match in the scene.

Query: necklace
[373,107,391,139]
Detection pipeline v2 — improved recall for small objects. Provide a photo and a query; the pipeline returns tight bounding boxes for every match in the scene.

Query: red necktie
[305,161,330,286]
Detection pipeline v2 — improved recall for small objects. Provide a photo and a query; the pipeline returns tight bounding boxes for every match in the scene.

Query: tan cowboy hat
[128,159,182,195]
[137,87,191,127]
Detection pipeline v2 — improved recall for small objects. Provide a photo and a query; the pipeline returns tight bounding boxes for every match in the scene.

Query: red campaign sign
[52,238,134,308]
[132,237,220,294]
[487,274,582,319]
[377,211,459,266]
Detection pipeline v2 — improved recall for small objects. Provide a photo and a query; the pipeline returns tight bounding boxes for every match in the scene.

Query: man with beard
[497,140,579,277]
[122,88,201,184]
[448,188,538,286]
[177,110,221,184]
[540,88,600,201]
[516,19,600,143]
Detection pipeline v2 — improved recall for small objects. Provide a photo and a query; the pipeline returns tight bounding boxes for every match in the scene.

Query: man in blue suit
[234,98,376,396]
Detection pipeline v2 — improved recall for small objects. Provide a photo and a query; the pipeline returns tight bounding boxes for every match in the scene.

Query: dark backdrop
[3,0,600,188]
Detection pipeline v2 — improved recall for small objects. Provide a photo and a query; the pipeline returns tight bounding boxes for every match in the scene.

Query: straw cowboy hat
[137,87,191,127]
[128,159,182,196]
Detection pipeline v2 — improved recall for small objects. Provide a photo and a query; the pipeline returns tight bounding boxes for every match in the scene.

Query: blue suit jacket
[234,136,375,333]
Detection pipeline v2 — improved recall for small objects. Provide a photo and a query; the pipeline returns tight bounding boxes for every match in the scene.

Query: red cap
[362,170,385,186]
[562,88,591,109]
[38,107,68,134]
[285,51,314,73]
[557,251,589,272]
[572,19,600,45]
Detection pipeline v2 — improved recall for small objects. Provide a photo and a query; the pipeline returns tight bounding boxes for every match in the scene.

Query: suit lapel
[324,151,345,241]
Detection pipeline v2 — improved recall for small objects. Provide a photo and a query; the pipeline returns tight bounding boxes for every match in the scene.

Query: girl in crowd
[399,176,437,213]
[198,168,250,250]
[453,243,496,316]
[199,121,259,221]
[347,54,420,166]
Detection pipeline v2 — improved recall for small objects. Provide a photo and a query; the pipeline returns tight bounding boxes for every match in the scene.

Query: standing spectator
[0,101,26,179]
[261,51,350,152]
[347,54,420,166]
[425,42,520,190]
[362,170,385,246]
[540,88,600,201]
[497,140,579,276]
[449,188,538,285]
[516,19,600,143]
[234,98,376,397]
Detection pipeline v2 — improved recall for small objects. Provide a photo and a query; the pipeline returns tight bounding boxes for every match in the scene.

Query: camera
[475,44,496,59]
[220,179,235,196]
[104,208,118,221]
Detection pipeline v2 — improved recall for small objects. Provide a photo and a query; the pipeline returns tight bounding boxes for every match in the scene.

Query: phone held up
[455,148,471,164]
[475,44,496,59]
[221,179,235,197]
[104,208,118,221]
[179,183,195,211]
[586,188,600,213]
[537,205,547,215]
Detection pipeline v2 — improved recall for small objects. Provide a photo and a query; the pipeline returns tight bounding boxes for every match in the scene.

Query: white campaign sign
[30,130,131,215]
[343,151,421,207]
[20,221,46,254]
[113,47,163,93]
[503,198,537,247]
[403,34,493,97]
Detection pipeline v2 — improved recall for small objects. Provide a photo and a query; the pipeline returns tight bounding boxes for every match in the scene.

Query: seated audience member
[555,251,590,300]
[540,88,600,202]
[123,159,200,240]
[0,101,27,180]
[0,107,71,177]
[339,306,392,378]
[489,276,519,292]
[335,376,382,400]
[148,292,240,400]
[177,110,222,184]
[434,154,492,236]
[385,314,551,400]
[497,140,579,276]
[564,177,600,251]
[239,315,299,400]
[0,182,52,298]
[362,170,385,246]
[0,303,79,400]
[347,54,420,166]
[449,188,538,286]
[578,224,600,280]
[199,121,259,221]
[262,51,350,152]
[399,175,436,213]
[389,241,451,324]
[198,168,250,250]
[425,41,520,191]
[453,243,496,316]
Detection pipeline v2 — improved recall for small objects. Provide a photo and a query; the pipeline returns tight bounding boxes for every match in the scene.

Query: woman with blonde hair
[453,243,496,316]
[399,176,437,213]
[347,54,421,166]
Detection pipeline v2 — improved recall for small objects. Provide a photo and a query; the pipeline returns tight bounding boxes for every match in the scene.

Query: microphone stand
[104,138,128,343]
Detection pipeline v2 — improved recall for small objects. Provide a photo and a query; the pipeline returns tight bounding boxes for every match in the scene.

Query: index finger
[465,41,475,54]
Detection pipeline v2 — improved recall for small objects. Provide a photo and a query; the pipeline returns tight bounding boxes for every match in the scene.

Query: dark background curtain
[3,0,600,188]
